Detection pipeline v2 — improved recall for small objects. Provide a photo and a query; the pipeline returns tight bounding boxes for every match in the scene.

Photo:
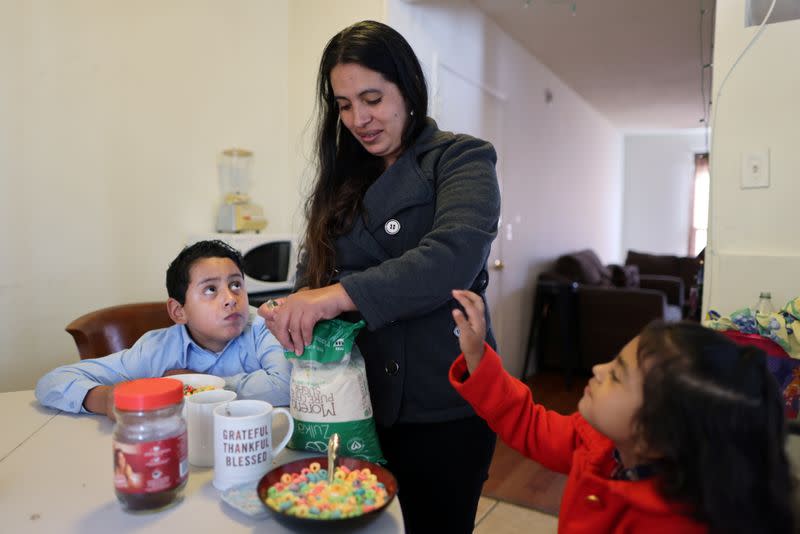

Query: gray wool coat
[298,118,501,427]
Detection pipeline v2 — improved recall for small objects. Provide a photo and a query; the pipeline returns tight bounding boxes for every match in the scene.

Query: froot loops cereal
[261,462,389,519]
[182,384,218,397]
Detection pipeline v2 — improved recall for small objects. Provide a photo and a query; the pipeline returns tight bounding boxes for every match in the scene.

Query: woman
[260,20,501,533]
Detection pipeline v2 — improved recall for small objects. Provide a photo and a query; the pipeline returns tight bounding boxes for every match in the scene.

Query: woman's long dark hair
[302,20,428,289]
[634,321,795,533]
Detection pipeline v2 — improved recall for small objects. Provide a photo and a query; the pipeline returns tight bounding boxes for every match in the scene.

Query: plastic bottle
[112,378,188,513]
[753,292,775,316]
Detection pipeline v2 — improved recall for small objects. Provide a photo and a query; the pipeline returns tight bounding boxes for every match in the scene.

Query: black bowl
[257,456,398,530]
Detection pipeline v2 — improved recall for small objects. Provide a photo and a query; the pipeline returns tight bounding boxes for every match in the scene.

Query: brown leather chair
[66,302,174,359]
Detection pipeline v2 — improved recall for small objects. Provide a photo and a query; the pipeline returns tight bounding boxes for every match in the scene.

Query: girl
[450,289,795,533]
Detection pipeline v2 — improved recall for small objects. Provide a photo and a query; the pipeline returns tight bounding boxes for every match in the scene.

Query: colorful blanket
[705,297,800,358]
[705,297,800,419]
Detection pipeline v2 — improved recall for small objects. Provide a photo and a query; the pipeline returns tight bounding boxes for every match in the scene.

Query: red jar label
[113,433,188,494]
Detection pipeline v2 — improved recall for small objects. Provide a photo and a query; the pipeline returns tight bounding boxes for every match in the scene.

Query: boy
[36,240,291,419]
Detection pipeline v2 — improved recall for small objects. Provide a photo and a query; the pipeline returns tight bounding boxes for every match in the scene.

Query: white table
[0,391,404,533]
[0,391,59,461]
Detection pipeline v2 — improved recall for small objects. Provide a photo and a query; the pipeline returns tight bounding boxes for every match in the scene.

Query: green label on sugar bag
[289,419,385,464]
[285,319,365,364]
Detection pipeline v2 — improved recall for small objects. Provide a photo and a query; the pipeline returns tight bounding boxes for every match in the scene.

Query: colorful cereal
[262,465,389,519]
[182,384,218,396]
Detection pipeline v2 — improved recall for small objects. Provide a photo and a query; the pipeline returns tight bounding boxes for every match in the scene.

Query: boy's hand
[451,289,487,375]
[83,385,117,421]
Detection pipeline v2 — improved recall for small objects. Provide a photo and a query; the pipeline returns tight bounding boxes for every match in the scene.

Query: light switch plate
[741,149,770,189]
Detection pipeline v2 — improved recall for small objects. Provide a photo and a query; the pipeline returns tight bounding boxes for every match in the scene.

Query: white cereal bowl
[167,373,226,396]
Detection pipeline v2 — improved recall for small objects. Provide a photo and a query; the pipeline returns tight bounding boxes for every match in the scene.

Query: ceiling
[470,0,716,131]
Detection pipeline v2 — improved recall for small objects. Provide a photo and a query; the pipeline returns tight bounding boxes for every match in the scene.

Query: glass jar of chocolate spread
[112,378,188,513]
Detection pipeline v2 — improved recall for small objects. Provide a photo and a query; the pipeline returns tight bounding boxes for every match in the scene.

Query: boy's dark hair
[634,321,795,533]
[166,240,244,305]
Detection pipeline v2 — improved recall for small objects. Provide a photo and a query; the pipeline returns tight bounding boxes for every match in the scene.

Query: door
[432,59,509,356]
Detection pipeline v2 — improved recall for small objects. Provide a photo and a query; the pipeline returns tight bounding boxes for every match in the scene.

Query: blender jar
[218,148,253,202]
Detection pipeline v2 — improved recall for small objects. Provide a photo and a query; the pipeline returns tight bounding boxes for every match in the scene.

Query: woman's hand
[451,289,487,374]
[257,283,356,355]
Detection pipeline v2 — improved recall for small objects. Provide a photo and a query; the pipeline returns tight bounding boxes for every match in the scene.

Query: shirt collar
[178,324,239,357]
[611,448,657,481]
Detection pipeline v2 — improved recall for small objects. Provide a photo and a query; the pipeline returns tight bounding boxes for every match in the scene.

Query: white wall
[703,2,800,317]
[288,0,385,221]
[622,131,706,257]
[1,0,627,390]
[388,0,623,376]
[0,1,291,392]
[0,1,389,393]
[0,1,305,392]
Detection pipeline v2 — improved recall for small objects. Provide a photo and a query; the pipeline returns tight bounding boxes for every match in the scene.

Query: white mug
[167,373,227,418]
[185,389,237,467]
[212,400,294,490]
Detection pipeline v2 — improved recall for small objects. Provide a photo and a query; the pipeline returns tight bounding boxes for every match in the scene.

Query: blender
[215,148,267,233]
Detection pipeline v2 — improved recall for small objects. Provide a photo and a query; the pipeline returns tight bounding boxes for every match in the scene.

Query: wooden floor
[481,369,587,516]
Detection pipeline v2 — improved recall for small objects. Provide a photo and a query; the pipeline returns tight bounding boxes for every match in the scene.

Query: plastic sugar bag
[285,319,385,464]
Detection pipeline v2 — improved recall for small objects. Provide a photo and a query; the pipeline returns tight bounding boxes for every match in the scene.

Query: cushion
[625,250,702,300]
[555,250,612,286]
[609,264,640,288]
[625,250,680,276]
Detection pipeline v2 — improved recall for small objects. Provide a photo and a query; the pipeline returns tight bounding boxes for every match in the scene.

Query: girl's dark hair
[634,321,795,533]
[302,20,428,289]
[165,240,243,305]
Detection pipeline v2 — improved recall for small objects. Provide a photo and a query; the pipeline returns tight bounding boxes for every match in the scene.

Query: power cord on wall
[704,0,776,315]
[699,0,717,153]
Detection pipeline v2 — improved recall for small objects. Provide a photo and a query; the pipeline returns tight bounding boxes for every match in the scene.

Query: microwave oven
[188,233,299,306]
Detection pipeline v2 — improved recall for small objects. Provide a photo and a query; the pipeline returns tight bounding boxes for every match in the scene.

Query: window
[688,153,709,257]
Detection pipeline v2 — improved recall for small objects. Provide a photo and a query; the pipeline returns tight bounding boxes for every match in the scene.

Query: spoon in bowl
[327,433,340,485]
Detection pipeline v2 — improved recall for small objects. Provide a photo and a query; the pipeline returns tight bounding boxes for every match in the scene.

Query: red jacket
[449,344,708,534]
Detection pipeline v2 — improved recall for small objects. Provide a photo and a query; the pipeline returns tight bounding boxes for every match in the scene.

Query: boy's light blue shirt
[36,313,291,413]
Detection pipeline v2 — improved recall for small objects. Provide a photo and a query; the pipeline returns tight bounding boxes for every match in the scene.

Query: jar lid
[114,378,183,411]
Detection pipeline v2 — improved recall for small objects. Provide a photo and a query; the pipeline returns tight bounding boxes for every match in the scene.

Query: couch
[625,249,703,320]
[528,249,682,378]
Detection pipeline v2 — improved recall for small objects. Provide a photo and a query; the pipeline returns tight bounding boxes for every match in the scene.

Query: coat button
[384,219,401,235]
[385,360,400,376]
[584,494,603,508]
